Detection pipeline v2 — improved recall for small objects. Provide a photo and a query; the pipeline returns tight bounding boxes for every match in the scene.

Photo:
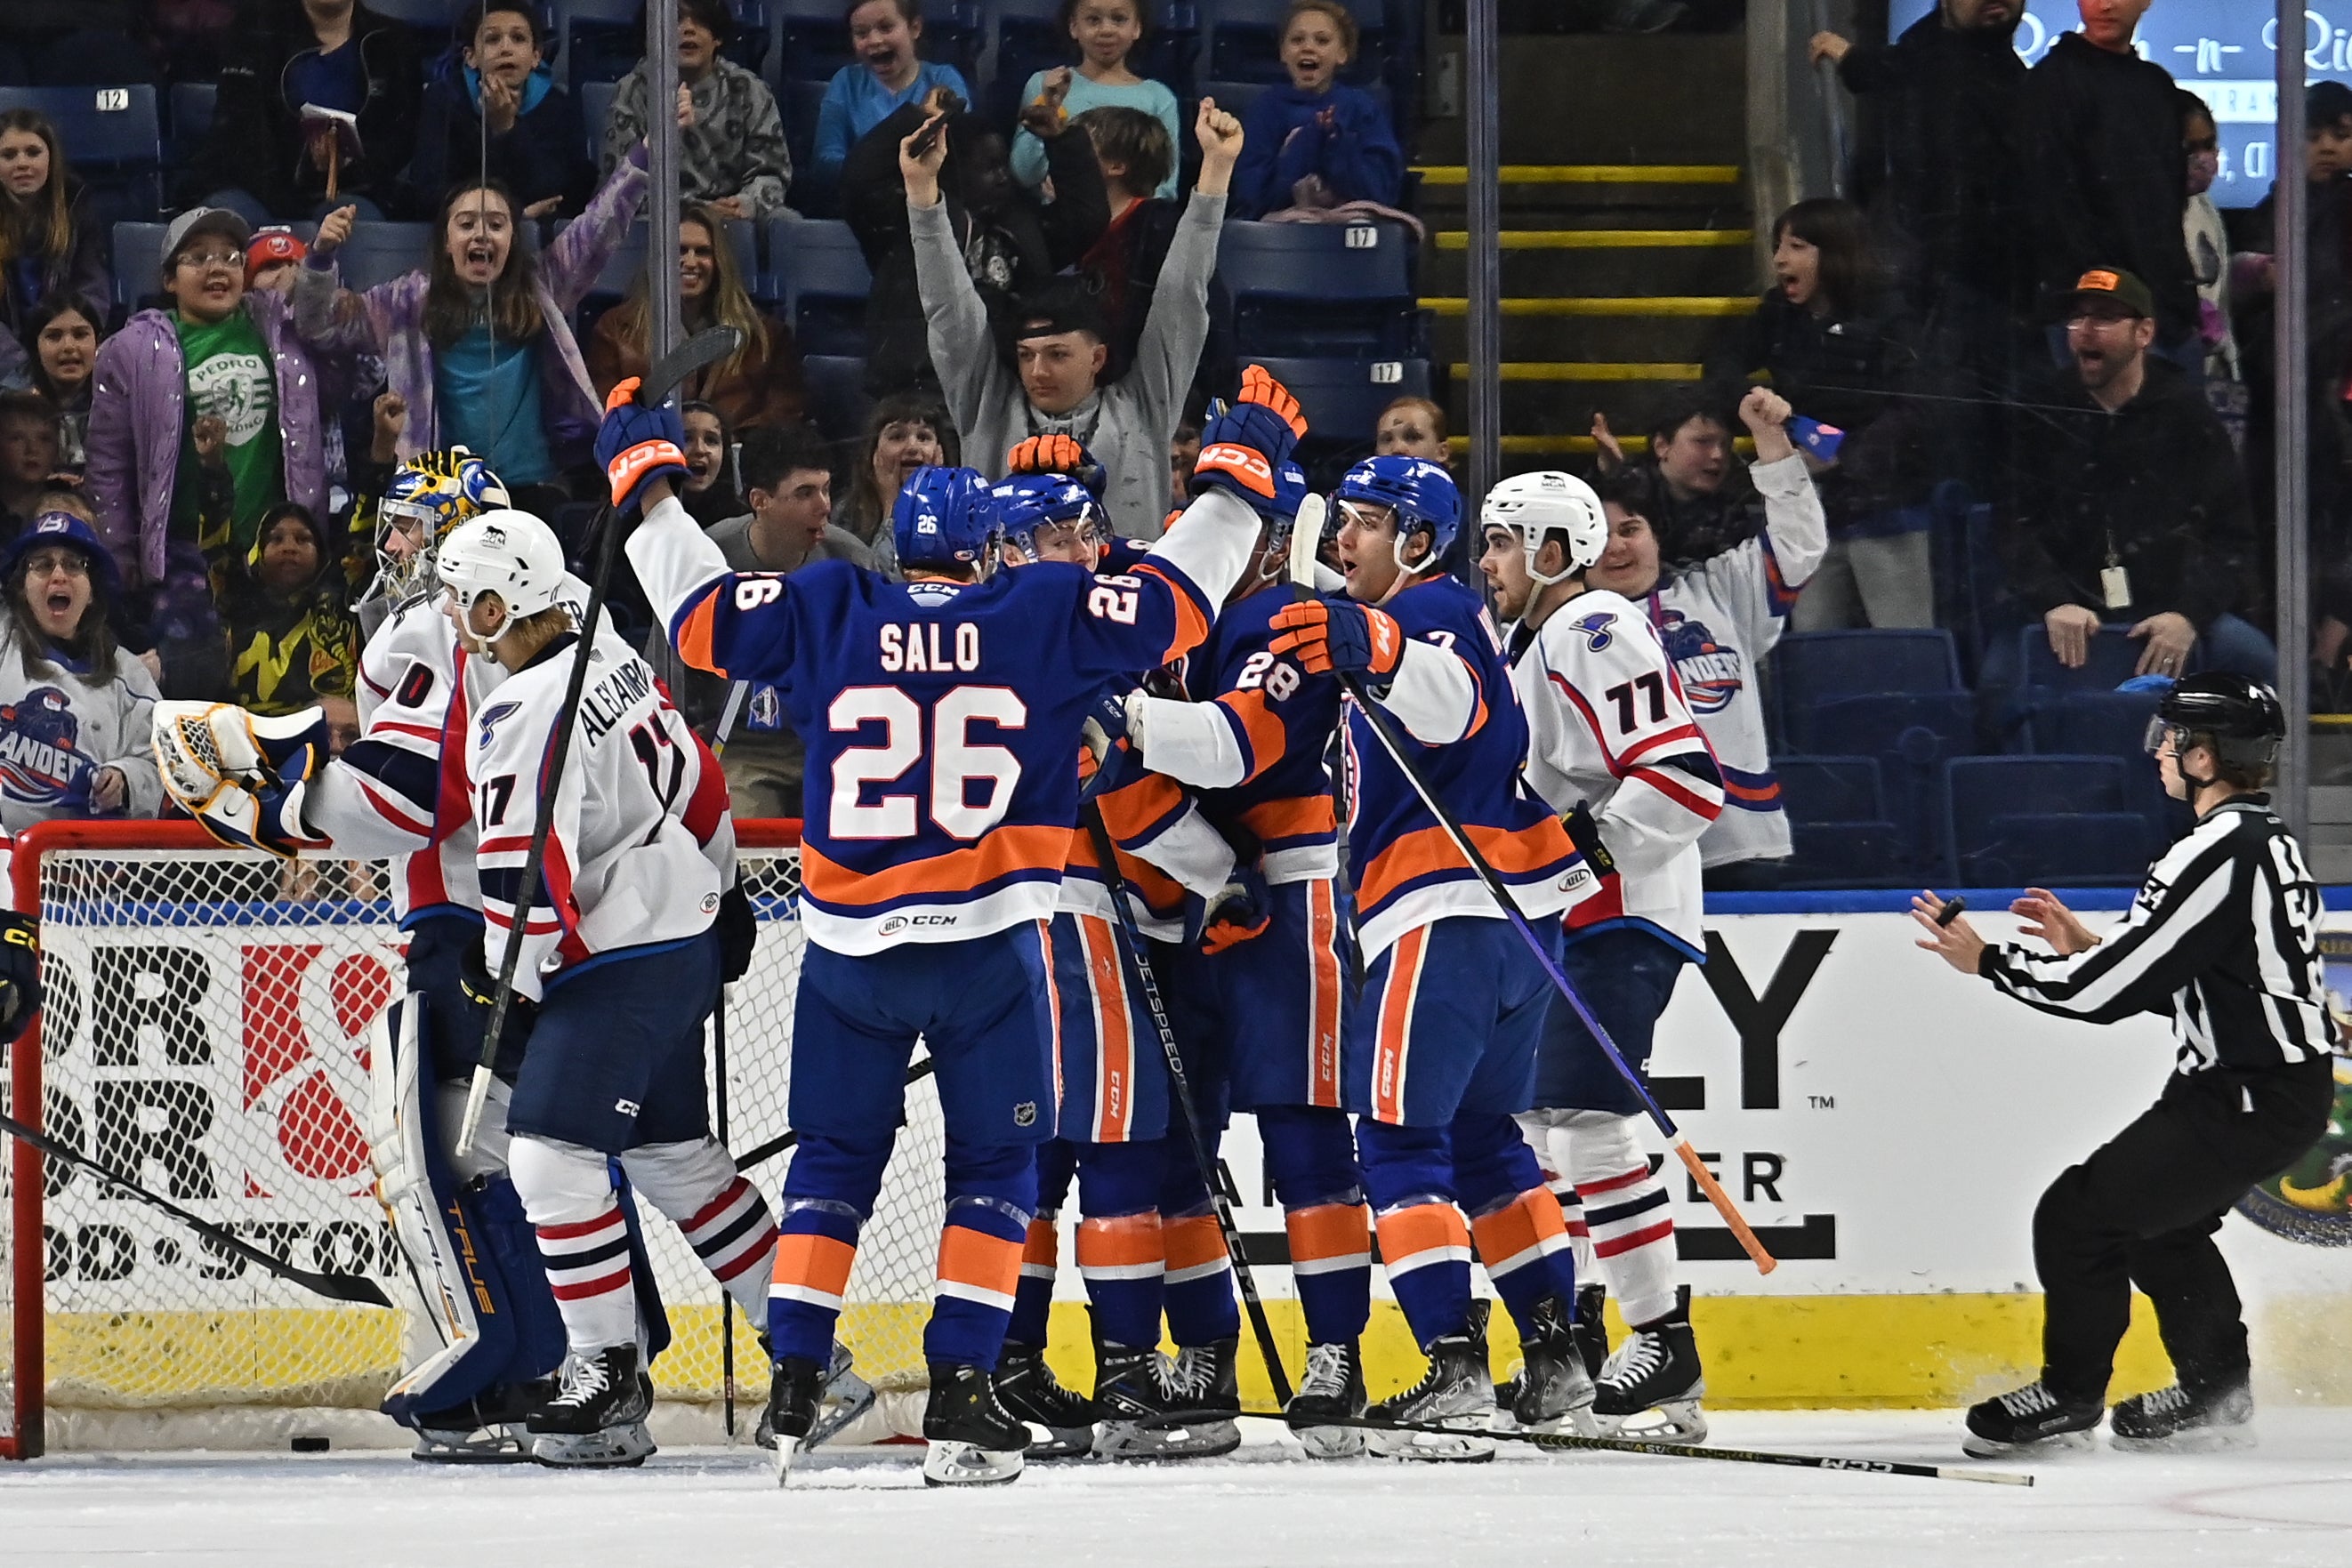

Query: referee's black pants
[2034,1057,2333,1402]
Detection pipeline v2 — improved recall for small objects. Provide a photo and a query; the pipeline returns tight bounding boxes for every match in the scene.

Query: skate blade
[1369,1424,1497,1464]
[410,1426,533,1464]
[1518,1403,1603,1439]
[1293,1423,1368,1460]
[1094,1418,1241,1460]
[530,1422,655,1468]
[2110,1423,2257,1455]
[1020,1423,1099,1460]
[1595,1400,1706,1443]
[774,1434,802,1487]
[922,1439,1026,1486]
[807,1371,879,1451]
[1961,1427,2096,1460]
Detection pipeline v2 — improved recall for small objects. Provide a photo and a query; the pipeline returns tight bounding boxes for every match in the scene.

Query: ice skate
[766,1354,828,1485]
[1593,1287,1706,1443]
[1368,1324,1497,1463]
[994,1339,1096,1459]
[1502,1293,1599,1435]
[1962,1380,2104,1458]
[2109,1374,2255,1452]
[1572,1283,1608,1381]
[922,1362,1029,1485]
[1092,1339,1239,1459]
[528,1347,655,1468]
[1284,1340,1369,1459]
[408,1379,552,1464]
[757,1340,874,1452]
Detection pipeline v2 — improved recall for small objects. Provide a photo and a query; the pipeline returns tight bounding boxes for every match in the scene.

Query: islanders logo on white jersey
[1655,609,1743,715]
[0,686,96,807]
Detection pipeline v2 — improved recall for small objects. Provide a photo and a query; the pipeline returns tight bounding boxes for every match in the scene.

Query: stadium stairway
[1412,29,1757,474]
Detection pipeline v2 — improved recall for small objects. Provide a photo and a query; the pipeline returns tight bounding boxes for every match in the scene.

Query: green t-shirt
[171,308,285,555]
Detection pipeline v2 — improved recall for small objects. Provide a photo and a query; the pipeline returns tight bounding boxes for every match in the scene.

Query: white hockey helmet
[1481,471,1608,585]
[436,510,568,626]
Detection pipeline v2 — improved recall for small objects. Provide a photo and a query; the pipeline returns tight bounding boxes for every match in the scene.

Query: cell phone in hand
[909,116,946,159]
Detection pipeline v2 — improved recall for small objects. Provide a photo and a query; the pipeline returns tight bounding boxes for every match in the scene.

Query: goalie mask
[375,447,511,604]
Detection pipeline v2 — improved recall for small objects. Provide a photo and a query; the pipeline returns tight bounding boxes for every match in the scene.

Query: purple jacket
[290,144,650,465]
[85,287,336,589]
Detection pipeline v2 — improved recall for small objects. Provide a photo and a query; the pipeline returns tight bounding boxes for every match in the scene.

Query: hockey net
[1,819,945,1456]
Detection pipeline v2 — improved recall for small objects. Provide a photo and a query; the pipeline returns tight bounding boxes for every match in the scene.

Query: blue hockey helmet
[893,465,999,573]
[1333,454,1460,571]
[990,472,1106,563]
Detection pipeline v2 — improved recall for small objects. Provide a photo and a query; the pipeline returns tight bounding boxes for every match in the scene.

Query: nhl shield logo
[1013,1101,1038,1129]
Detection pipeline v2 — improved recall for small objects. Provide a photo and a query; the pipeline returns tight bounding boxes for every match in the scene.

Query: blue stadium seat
[167,83,218,163]
[2014,622,2145,693]
[773,0,857,84]
[1773,629,1962,705]
[1945,755,2154,887]
[1193,78,1273,120]
[1203,0,1386,86]
[780,77,829,183]
[110,221,170,312]
[801,354,872,442]
[563,0,647,90]
[0,86,163,222]
[580,80,618,161]
[2025,687,2191,842]
[764,217,871,355]
[1783,689,1976,880]
[334,223,437,293]
[1776,754,1909,889]
[1251,356,1430,460]
[1217,219,1419,358]
[370,0,467,51]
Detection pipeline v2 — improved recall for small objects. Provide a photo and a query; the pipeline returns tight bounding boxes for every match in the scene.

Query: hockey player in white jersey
[1480,470,1726,1441]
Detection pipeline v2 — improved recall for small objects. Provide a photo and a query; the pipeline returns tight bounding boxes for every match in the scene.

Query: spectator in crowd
[1713,198,1934,631]
[1011,2,1182,201]
[1229,1,1403,221]
[2180,92,2239,410]
[87,208,342,609]
[409,3,593,221]
[0,511,164,832]
[678,399,745,527]
[1075,106,1230,395]
[812,0,975,191]
[589,207,807,432]
[293,126,664,513]
[0,111,110,397]
[0,391,60,536]
[2018,0,2199,370]
[832,390,953,571]
[1998,268,2268,683]
[913,101,1240,536]
[849,92,1108,393]
[209,499,360,715]
[1374,394,1448,463]
[1592,398,1765,568]
[245,228,309,295]
[21,296,97,472]
[602,0,792,221]
[190,0,423,222]
[1583,389,1826,889]
[1167,414,1198,511]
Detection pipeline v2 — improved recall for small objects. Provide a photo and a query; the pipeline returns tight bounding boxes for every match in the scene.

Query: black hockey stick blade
[0,1109,392,1308]
[729,1057,939,1172]
[640,324,745,407]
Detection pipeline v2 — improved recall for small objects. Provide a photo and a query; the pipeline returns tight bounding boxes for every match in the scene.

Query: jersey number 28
[828,686,1027,840]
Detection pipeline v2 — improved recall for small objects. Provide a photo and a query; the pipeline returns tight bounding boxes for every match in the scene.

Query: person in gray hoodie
[908,98,1244,539]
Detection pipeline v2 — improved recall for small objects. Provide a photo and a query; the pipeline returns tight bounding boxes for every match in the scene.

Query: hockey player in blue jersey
[1266,456,1603,1459]
[615,367,1305,1484]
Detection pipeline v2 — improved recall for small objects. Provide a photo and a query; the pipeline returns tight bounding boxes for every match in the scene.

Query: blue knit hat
[3,511,120,595]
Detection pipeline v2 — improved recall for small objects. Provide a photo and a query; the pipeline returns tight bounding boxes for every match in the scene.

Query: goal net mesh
[1,831,943,1447]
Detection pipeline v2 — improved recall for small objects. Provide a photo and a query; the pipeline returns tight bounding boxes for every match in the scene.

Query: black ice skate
[1091,1338,1240,1459]
[409,1378,554,1464]
[765,1354,829,1485]
[528,1346,654,1467]
[2109,1373,2255,1452]
[1368,1317,1497,1464]
[922,1361,1029,1485]
[994,1340,1096,1459]
[1501,1293,1599,1435]
[1961,1380,2104,1458]
[1573,1283,1609,1380]
[1594,1286,1707,1443]
[756,1339,875,1454]
[1284,1340,1369,1459]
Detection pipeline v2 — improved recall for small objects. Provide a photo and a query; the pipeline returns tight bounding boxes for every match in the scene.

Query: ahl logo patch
[1569,610,1616,652]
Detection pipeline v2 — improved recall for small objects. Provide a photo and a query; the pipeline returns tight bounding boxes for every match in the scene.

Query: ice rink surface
[4,1410,2350,1568]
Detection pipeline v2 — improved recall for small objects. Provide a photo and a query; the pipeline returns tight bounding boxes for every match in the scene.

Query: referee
[1913,673,2337,1457]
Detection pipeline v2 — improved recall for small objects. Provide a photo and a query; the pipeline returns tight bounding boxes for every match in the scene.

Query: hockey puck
[291,1436,329,1453]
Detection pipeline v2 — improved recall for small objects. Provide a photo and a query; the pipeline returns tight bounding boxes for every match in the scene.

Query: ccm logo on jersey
[881,623,982,672]
[878,913,960,935]
[616,1098,641,1116]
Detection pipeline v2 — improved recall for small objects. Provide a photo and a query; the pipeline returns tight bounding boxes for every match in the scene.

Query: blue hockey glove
[1193,366,1307,507]
[1195,864,1271,955]
[595,378,690,512]
[1077,689,1145,802]
[1269,597,1405,678]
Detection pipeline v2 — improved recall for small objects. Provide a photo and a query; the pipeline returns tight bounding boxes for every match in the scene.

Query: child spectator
[294,131,663,514]
[1593,399,1766,569]
[21,296,96,471]
[1230,1,1402,220]
[832,390,954,571]
[602,0,792,221]
[679,399,745,527]
[1374,393,1449,463]
[1011,2,1182,201]
[2179,91,2243,444]
[245,228,309,295]
[1075,106,1230,392]
[1713,197,1933,630]
[589,206,807,432]
[0,111,110,396]
[409,3,593,221]
[87,208,342,602]
[0,511,164,832]
[210,500,360,715]
[189,0,423,222]
[812,0,975,189]
[0,391,60,537]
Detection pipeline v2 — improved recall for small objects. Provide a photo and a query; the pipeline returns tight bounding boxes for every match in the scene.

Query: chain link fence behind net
[0,840,944,1436]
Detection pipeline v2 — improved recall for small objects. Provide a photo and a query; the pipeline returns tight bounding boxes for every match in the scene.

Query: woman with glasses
[0,510,163,832]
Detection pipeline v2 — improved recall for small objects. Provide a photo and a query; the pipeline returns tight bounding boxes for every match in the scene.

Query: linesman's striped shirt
[1979,796,2339,1073]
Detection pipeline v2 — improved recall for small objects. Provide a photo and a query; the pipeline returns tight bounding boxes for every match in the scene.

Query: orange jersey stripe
[1357,818,1577,913]
[1242,794,1338,846]
[1164,1213,1229,1273]
[1075,1212,1166,1271]
[801,823,1074,908]
[1136,561,1211,663]
[1020,1218,1059,1276]
[1039,919,1064,1113]
[771,1233,856,1307]
[1285,1201,1372,1268]
[1375,1202,1470,1273]
[1076,914,1136,1141]
[1470,1190,1570,1277]
[1372,925,1428,1123]
[676,588,724,675]
[1308,879,1345,1108]
[1096,771,1185,840]
[1217,688,1291,780]
[936,1226,1023,1303]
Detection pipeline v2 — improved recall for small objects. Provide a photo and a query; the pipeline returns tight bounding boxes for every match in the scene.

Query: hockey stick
[455,325,745,1157]
[729,1057,938,1172]
[1078,808,1294,1407]
[1285,499,1777,1274]
[0,1109,392,1308]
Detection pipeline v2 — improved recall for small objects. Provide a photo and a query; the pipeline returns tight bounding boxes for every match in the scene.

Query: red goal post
[1,816,946,1459]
